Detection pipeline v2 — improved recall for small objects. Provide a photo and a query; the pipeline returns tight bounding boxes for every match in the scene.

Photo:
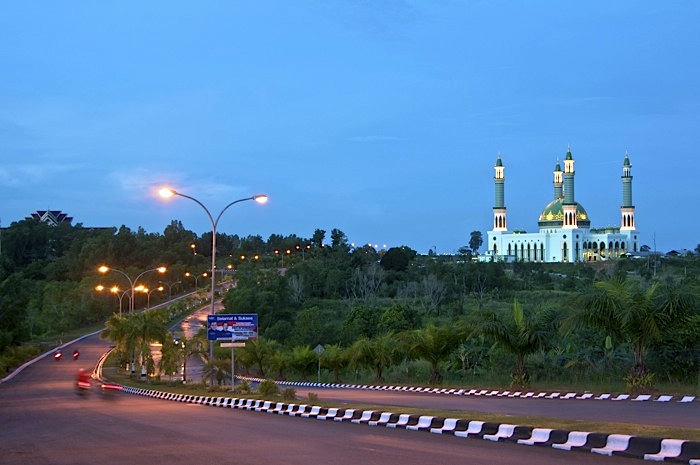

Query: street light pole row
[97,265,167,313]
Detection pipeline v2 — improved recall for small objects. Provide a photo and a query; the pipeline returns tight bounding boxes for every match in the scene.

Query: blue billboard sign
[207,313,258,341]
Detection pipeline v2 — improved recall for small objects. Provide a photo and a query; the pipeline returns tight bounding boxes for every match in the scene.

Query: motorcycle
[53,351,62,361]
[72,350,80,360]
[75,370,91,396]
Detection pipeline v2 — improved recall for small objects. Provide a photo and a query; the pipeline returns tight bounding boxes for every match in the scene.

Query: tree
[202,355,231,385]
[321,344,347,383]
[348,333,396,382]
[290,345,317,380]
[378,303,422,334]
[476,299,559,388]
[380,246,416,272]
[343,304,381,340]
[237,338,278,377]
[311,229,326,248]
[573,276,696,391]
[400,323,466,385]
[131,309,168,378]
[158,333,181,381]
[101,313,139,374]
[348,263,385,303]
[469,231,483,254]
[457,246,472,260]
[330,228,349,250]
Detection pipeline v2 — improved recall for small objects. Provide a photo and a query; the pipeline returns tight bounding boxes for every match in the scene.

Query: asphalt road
[291,385,699,429]
[0,335,651,465]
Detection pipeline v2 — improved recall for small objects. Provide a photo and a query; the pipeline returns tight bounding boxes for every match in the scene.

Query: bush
[257,379,279,397]
[238,380,252,394]
[0,344,40,375]
[281,387,297,401]
[307,392,319,403]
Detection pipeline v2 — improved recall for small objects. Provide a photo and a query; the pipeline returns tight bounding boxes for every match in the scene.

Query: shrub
[281,387,297,401]
[238,380,252,394]
[307,392,319,403]
[258,379,279,397]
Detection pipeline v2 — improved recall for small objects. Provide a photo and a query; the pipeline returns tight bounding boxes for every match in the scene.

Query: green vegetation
[1,219,699,399]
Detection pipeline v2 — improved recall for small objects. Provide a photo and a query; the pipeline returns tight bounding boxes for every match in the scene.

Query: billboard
[207,313,258,341]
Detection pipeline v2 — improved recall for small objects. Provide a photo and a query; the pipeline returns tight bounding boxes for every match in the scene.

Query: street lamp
[146,286,164,309]
[159,280,181,299]
[95,285,131,316]
[98,265,167,313]
[159,187,267,373]
[184,272,206,289]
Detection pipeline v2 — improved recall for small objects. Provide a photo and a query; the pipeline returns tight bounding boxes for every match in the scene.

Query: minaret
[620,152,635,230]
[493,154,507,231]
[562,147,578,229]
[553,160,563,199]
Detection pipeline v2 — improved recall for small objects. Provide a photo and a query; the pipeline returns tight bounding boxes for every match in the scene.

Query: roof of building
[537,198,591,228]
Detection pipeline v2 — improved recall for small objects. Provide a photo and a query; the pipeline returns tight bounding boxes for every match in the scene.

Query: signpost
[314,344,324,383]
[208,314,258,386]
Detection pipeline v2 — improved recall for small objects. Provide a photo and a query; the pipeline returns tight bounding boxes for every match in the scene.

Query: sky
[1,1,698,255]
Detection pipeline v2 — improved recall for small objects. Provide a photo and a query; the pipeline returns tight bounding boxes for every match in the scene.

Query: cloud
[0,163,84,187]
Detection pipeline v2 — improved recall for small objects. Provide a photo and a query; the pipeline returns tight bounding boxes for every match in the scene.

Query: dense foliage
[1,218,699,392]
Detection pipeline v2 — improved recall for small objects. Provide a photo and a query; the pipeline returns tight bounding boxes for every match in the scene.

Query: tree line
[1,217,699,391]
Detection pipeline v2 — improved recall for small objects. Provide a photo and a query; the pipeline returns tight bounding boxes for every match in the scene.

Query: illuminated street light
[184,272,207,289]
[95,284,131,316]
[159,280,182,299]
[159,187,267,372]
[98,265,167,313]
[146,286,164,309]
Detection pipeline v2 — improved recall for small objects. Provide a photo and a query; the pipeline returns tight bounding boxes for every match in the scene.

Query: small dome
[538,198,591,227]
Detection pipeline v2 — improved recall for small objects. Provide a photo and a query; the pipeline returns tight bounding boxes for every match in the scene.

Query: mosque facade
[481,148,640,263]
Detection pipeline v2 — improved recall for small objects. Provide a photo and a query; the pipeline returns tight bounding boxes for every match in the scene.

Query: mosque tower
[620,152,635,231]
[562,147,578,229]
[553,160,563,200]
[492,155,507,232]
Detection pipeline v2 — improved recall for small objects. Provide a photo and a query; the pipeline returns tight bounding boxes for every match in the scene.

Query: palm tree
[320,344,347,383]
[269,350,291,380]
[476,299,559,388]
[101,313,138,374]
[238,337,278,377]
[574,276,696,389]
[130,309,168,378]
[400,323,466,385]
[348,333,396,383]
[202,355,231,385]
[290,345,317,380]
[158,333,181,381]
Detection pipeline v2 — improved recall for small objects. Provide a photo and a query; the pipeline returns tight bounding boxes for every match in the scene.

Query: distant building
[480,148,641,263]
[27,210,73,226]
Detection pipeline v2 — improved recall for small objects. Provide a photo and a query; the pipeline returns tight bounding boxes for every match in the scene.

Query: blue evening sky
[1,1,698,254]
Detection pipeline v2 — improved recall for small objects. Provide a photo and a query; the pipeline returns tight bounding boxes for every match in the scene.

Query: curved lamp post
[159,188,267,377]
[159,280,181,299]
[146,286,164,309]
[98,265,167,313]
[95,285,132,316]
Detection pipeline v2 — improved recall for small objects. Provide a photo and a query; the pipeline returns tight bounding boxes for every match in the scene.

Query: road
[0,335,650,465]
[290,385,699,429]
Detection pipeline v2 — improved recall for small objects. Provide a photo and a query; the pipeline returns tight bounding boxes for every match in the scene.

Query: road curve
[0,334,649,465]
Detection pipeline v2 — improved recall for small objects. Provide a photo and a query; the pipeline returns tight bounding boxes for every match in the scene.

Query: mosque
[481,148,640,263]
